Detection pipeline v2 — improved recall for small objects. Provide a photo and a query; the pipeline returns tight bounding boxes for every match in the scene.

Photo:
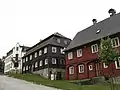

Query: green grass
[8,73,120,90]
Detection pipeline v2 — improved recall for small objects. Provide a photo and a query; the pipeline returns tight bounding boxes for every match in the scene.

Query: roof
[24,32,71,56]
[66,12,120,51]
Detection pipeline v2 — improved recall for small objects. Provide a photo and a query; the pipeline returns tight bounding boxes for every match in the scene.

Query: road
[0,75,59,90]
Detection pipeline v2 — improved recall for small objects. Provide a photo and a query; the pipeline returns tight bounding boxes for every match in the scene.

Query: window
[26,66,28,70]
[23,58,25,63]
[44,47,47,54]
[35,52,37,58]
[78,65,84,73]
[45,59,48,65]
[77,49,82,57]
[115,57,120,69]
[35,62,38,68]
[52,58,56,64]
[68,52,73,60]
[30,55,32,60]
[111,37,120,47]
[40,60,42,66]
[57,39,60,43]
[16,47,19,51]
[103,63,108,68]
[39,50,42,56]
[60,59,65,64]
[89,65,93,70]
[23,67,25,71]
[69,66,74,74]
[91,44,98,53]
[52,47,57,53]
[61,48,65,54]
[64,40,67,45]
[32,64,34,69]
[26,57,28,61]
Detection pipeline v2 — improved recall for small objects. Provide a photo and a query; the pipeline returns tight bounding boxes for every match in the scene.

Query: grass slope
[8,73,119,90]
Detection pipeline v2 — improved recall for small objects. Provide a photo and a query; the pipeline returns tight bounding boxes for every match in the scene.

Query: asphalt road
[0,75,59,90]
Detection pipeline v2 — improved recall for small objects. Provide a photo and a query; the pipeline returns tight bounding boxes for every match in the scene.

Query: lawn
[8,73,120,90]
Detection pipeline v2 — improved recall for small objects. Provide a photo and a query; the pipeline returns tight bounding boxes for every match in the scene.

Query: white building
[4,43,29,74]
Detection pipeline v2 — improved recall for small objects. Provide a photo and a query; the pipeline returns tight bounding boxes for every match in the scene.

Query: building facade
[4,43,29,74]
[65,9,120,80]
[22,32,71,79]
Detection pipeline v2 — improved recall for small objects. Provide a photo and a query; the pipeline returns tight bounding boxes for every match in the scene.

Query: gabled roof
[66,12,120,51]
[24,32,71,56]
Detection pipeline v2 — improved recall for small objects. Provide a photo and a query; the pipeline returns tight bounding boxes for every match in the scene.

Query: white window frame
[26,57,28,61]
[39,50,42,56]
[91,44,98,53]
[78,64,84,73]
[52,47,57,53]
[35,62,38,68]
[45,59,48,65]
[26,66,28,70]
[35,52,37,58]
[44,47,47,54]
[52,58,56,64]
[69,66,74,74]
[61,48,65,54]
[68,52,73,60]
[23,67,25,71]
[115,57,120,69]
[77,49,82,57]
[39,60,42,66]
[89,65,93,70]
[103,63,108,68]
[111,37,120,48]
[30,55,32,60]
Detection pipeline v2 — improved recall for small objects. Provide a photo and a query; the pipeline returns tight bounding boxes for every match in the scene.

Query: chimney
[108,8,116,16]
[92,19,97,25]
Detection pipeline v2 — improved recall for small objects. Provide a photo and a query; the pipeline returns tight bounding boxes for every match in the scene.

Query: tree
[99,37,120,90]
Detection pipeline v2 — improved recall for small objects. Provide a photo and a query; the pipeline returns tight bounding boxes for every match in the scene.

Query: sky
[0,0,120,58]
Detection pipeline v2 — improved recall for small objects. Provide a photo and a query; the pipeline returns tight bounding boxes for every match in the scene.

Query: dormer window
[91,44,98,53]
[57,38,60,43]
[111,37,120,47]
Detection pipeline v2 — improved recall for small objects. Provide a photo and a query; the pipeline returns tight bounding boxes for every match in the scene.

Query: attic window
[96,29,101,34]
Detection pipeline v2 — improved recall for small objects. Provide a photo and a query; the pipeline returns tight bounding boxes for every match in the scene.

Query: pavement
[0,75,59,90]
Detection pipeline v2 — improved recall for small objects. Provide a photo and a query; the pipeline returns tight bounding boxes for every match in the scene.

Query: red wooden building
[65,9,120,80]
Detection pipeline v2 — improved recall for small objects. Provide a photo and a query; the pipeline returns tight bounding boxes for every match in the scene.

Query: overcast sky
[0,0,120,58]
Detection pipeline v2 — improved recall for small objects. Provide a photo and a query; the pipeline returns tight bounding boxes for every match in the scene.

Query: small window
[52,47,57,53]
[45,59,48,65]
[23,67,25,71]
[77,49,82,57]
[69,66,74,74]
[26,57,28,61]
[35,62,38,68]
[78,64,84,73]
[61,48,65,54]
[103,63,108,68]
[57,39,60,43]
[115,57,120,69]
[64,40,67,45]
[16,47,19,51]
[60,59,65,64]
[68,52,73,60]
[39,50,42,56]
[52,58,56,64]
[89,65,93,70]
[26,66,28,70]
[30,55,32,60]
[91,44,98,53]
[44,47,47,54]
[111,37,120,47]
[39,60,42,66]
[35,52,37,58]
